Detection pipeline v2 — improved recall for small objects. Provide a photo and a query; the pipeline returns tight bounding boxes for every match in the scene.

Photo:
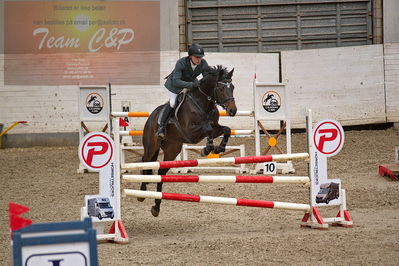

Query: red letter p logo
[79,133,114,170]
[313,120,344,157]
[86,142,108,165]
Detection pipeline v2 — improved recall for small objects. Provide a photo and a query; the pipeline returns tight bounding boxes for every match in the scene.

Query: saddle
[166,89,197,143]
[169,89,188,123]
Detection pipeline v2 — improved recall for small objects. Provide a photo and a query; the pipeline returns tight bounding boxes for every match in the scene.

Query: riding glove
[191,79,200,90]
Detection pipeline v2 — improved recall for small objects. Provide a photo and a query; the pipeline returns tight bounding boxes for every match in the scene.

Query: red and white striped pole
[121,153,309,171]
[123,175,310,184]
[124,189,310,212]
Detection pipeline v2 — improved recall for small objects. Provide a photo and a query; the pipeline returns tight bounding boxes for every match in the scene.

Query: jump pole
[112,110,253,117]
[116,110,352,229]
[119,129,253,136]
[124,189,311,212]
[121,152,309,171]
[123,175,310,184]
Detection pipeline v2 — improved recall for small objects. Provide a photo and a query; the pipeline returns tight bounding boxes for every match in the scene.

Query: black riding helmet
[188,43,205,57]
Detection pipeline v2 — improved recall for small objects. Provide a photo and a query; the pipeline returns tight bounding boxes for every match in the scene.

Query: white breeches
[168,91,178,108]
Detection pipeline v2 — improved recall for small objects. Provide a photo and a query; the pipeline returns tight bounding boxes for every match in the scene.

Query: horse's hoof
[214,146,225,154]
[151,206,160,217]
[137,197,145,202]
[201,148,211,156]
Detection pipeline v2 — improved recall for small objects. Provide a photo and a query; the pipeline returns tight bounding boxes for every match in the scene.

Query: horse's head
[211,66,237,116]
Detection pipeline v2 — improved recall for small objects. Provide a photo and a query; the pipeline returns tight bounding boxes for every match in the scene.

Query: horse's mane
[205,65,228,81]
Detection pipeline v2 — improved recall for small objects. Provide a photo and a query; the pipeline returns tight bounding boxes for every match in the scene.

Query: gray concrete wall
[160,0,179,51]
[2,132,78,148]
[383,0,399,43]
[0,45,394,148]
[384,43,399,122]
[0,1,397,147]
[282,45,386,127]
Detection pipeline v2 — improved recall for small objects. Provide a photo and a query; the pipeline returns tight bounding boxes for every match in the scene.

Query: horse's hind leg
[138,150,159,202]
[150,140,183,217]
[139,121,161,202]
[151,182,163,217]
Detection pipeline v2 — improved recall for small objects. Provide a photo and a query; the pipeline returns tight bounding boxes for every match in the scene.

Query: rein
[198,86,213,102]
[196,80,234,110]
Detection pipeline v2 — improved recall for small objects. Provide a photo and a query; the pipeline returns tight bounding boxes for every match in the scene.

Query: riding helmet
[188,43,205,57]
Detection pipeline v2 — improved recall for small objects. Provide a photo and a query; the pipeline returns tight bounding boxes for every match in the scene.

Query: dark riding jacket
[165,56,209,94]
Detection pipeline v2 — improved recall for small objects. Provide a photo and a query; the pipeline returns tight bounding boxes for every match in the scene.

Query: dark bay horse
[139,65,237,217]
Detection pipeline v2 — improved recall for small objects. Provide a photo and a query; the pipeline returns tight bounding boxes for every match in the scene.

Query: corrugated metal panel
[186,0,372,52]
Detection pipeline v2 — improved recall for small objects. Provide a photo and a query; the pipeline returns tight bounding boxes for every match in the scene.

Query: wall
[384,43,399,122]
[160,0,179,51]
[383,0,399,43]
[373,0,383,44]
[0,0,180,147]
[185,0,373,52]
[0,1,396,146]
[178,0,187,52]
[1,43,396,147]
[382,0,399,123]
[281,45,386,127]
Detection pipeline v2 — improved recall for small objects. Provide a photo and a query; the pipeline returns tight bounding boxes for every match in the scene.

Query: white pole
[122,175,310,184]
[253,78,261,157]
[113,118,121,240]
[306,109,318,225]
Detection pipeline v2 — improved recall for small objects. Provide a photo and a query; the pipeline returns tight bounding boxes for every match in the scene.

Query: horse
[139,65,237,217]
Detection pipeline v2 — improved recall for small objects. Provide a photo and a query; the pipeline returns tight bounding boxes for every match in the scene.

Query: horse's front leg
[201,122,215,156]
[201,136,215,156]
[213,126,231,154]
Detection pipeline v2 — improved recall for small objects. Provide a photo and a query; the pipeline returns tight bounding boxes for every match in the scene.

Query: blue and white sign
[12,218,98,266]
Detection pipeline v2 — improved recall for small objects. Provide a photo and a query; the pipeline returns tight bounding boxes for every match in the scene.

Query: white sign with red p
[79,132,114,171]
[79,132,117,222]
[313,120,345,157]
[311,119,344,206]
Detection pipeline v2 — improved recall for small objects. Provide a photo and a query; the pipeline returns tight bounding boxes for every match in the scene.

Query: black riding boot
[156,104,174,139]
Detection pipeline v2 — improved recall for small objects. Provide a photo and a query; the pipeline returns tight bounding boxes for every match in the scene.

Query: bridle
[197,80,235,110]
[216,81,235,108]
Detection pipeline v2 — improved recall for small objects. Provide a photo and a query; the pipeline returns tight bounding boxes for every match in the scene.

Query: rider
[156,43,210,139]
